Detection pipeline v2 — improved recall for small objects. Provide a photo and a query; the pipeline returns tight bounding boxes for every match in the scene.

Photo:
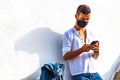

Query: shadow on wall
[102,54,120,80]
[15,28,72,80]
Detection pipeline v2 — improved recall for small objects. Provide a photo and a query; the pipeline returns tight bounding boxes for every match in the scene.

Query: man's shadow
[15,28,72,80]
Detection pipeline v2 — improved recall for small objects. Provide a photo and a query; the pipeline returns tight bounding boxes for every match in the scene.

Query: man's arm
[63,48,83,60]
[63,44,91,60]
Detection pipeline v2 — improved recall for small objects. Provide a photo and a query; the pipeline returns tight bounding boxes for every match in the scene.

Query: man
[62,4,103,80]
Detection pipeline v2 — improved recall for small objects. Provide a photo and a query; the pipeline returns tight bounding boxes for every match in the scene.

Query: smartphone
[90,40,98,45]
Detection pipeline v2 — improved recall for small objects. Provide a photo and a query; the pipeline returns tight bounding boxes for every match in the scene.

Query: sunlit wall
[0,0,120,80]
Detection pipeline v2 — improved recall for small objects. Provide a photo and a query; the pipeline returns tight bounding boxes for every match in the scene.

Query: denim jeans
[40,62,65,80]
[72,73,103,80]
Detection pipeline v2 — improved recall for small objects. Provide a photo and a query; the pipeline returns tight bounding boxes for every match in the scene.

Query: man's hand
[90,41,100,59]
[81,44,91,52]
[91,41,99,53]
[92,53,99,59]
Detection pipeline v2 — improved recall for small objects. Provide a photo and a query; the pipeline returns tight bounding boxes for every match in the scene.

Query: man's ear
[75,14,78,19]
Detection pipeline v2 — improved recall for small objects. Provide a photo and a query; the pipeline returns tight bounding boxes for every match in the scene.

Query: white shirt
[62,27,98,76]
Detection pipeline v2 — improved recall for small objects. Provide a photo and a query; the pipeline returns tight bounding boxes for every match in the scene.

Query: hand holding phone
[90,40,99,53]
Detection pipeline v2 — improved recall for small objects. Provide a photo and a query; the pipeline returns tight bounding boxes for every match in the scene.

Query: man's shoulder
[64,27,75,34]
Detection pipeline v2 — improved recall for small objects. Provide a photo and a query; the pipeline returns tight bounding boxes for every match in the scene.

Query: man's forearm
[63,48,84,60]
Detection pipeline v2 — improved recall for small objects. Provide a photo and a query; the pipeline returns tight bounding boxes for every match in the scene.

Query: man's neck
[74,24,86,31]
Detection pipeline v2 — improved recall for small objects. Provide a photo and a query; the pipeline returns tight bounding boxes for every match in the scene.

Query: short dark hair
[76,4,91,15]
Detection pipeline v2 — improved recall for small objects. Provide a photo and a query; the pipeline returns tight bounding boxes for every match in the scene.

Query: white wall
[0,0,120,80]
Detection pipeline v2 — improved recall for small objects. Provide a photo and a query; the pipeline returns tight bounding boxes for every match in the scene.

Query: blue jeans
[72,73,103,80]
